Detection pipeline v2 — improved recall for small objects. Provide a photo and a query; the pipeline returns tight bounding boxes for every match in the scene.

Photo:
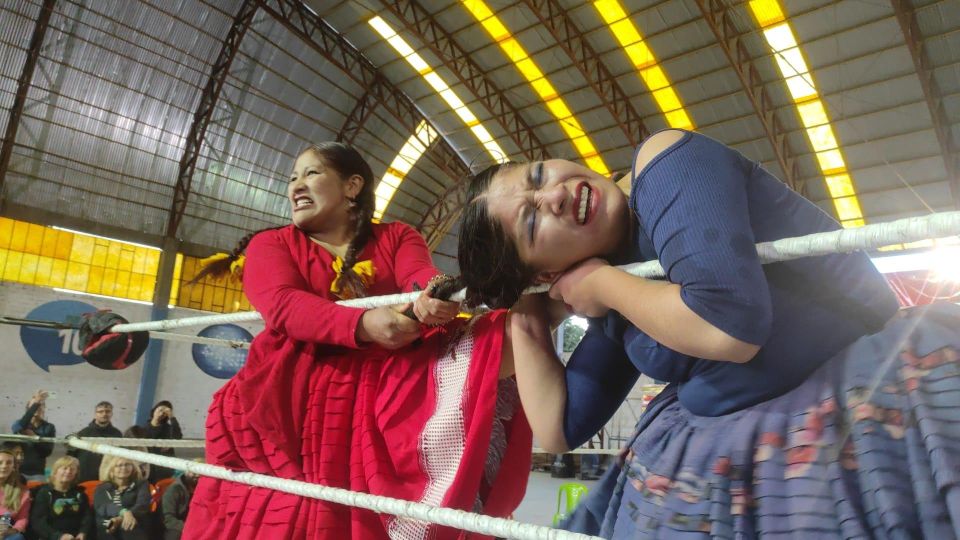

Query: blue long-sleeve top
[12,403,56,476]
[563,131,899,448]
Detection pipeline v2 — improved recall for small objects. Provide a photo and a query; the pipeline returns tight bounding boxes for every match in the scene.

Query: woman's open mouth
[573,181,598,225]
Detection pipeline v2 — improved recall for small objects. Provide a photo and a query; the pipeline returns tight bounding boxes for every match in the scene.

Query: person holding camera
[139,401,182,483]
[11,390,55,481]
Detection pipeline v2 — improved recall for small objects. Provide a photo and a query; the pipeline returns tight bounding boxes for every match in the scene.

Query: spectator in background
[30,456,92,540]
[67,401,123,483]
[11,390,55,481]
[121,428,150,484]
[0,448,29,540]
[0,444,25,486]
[93,456,149,540]
[161,467,199,540]
[139,402,181,483]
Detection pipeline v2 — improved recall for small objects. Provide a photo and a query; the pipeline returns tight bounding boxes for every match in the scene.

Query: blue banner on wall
[191,324,252,379]
[20,300,97,372]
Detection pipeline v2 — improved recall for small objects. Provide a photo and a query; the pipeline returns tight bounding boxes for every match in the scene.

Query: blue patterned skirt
[563,303,960,539]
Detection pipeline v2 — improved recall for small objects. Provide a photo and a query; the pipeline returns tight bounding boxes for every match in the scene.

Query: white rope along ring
[110,211,960,335]
[146,331,251,349]
[65,438,601,540]
[0,433,206,448]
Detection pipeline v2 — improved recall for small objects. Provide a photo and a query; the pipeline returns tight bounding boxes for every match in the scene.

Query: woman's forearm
[595,267,759,362]
[507,309,569,453]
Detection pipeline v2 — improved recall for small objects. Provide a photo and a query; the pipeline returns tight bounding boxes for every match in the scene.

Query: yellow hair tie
[330,257,376,298]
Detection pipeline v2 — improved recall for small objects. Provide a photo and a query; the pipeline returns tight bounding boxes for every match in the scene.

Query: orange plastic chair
[79,480,100,507]
[149,483,159,512]
[552,482,588,527]
[25,480,45,491]
[155,477,175,499]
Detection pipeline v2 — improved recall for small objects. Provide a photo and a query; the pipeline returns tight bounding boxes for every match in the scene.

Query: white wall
[0,281,263,439]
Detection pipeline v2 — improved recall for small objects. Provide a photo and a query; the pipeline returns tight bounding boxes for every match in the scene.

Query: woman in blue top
[458,130,960,538]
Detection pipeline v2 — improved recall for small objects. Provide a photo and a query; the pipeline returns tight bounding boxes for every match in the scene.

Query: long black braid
[188,226,283,285]
[315,142,376,299]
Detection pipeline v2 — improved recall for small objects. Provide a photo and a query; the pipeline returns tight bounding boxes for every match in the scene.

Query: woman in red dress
[182,143,531,539]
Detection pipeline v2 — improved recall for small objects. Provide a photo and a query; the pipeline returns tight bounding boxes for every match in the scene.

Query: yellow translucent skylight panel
[480,17,508,42]
[824,173,855,197]
[500,37,526,63]
[471,124,495,143]
[610,19,641,46]
[665,109,694,131]
[374,121,439,220]
[750,1,864,228]
[595,0,693,130]
[816,149,845,172]
[422,71,446,91]
[784,74,817,101]
[546,98,573,120]
[624,42,656,69]
[386,35,415,57]
[530,77,557,100]
[807,124,838,152]
[833,196,863,221]
[651,88,683,113]
[763,24,797,52]
[640,66,670,91]
[796,99,829,128]
[462,0,610,175]
[515,58,544,82]
[749,0,785,27]
[773,48,809,78]
[369,16,508,170]
[406,52,430,74]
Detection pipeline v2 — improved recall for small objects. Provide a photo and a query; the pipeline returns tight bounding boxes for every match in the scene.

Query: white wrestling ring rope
[111,211,960,336]
[0,433,207,448]
[0,434,619,455]
[61,437,601,540]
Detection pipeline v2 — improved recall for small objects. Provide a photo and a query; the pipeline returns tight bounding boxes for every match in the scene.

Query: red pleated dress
[182,223,532,539]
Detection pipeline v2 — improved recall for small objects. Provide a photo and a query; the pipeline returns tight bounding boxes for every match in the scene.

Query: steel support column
[695,0,802,193]
[166,0,258,238]
[891,0,959,209]
[521,0,650,149]
[0,0,56,204]
[377,0,547,161]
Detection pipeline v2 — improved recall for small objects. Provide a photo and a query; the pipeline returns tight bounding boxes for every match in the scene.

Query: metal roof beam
[416,174,468,251]
[0,0,56,206]
[259,0,468,181]
[520,0,650,149]
[259,0,470,246]
[376,0,547,161]
[338,74,383,145]
[167,0,258,238]
[890,0,959,209]
[695,0,801,192]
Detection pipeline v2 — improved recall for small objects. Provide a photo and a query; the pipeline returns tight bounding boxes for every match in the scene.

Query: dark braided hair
[457,162,537,309]
[192,142,376,298]
[317,142,376,299]
[189,227,280,285]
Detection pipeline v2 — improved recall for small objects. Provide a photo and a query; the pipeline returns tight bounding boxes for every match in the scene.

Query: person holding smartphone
[11,390,55,481]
